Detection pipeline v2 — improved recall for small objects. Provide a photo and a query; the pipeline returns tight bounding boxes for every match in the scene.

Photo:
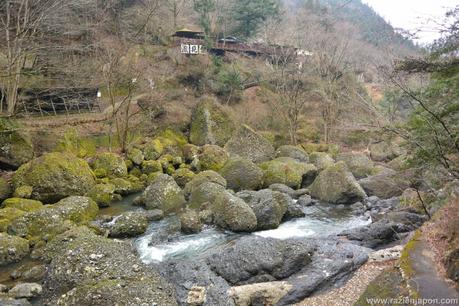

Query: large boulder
[237,189,289,230]
[1,198,43,212]
[309,162,366,204]
[183,170,227,197]
[197,145,229,171]
[107,211,148,238]
[85,183,116,207]
[211,192,257,232]
[42,227,177,305]
[188,181,227,210]
[7,196,98,241]
[12,153,96,203]
[369,140,404,162]
[190,98,235,146]
[259,157,317,189]
[91,152,127,178]
[309,152,334,171]
[142,174,185,213]
[154,128,188,157]
[275,145,309,163]
[224,125,275,163]
[336,152,375,179]
[0,118,34,169]
[0,233,29,265]
[359,172,410,199]
[219,157,264,191]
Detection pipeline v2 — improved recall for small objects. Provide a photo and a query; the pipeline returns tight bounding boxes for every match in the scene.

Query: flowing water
[135,202,371,264]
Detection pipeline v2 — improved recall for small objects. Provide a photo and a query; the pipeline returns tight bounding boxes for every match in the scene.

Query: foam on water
[135,203,372,263]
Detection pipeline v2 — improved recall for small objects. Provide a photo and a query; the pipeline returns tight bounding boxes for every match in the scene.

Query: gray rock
[283,199,306,221]
[211,192,257,232]
[180,209,203,234]
[107,211,148,238]
[336,152,375,179]
[219,157,264,191]
[0,233,29,266]
[144,209,164,221]
[143,174,186,213]
[297,194,313,206]
[237,189,289,230]
[188,182,226,210]
[309,152,334,171]
[21,265,46,282]
[224,125,275,163]
[359,173,410,199]
[0,298,31,306]
[9,283,42,299]
[275,145,309,163]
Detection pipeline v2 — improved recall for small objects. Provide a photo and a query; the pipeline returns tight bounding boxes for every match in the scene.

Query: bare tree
[0,0,64,115]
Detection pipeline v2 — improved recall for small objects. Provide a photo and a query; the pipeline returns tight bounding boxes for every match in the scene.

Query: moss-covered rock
[309,162,366,204]
[0,118,34,169]
[182,143,200,163]
[155,128,188,157]
[180,209,202,234]
[1,198,43,212]
[238,189,288,230]
[224,125,275,163]
[336,152,375,179]
[141,160,163,174]
[219,157,263,191]
[0,233,29,265]
[143,174,185,213]
[309,152,334,171]
[188,182,227,210]
[369,140,404,162]
[0,207,25,232]
[13,185,32,199]
[190,97,235,146]
[212,191,257,232]
[85,183,116,207]
[275,145,309,163]
[7,196,98,241]
[43,227,177,305]
[359,172,409,199]
[259,157,317,189]
[197,145,229,171]
[127,148,144,165]
[110,177,143,196]
[183,170,227,197]
[91,152,128,178]
[12,152,96,203]
[0,177,11,201]
[172,168,195,188]
[54,128,96,158]
[108,211,148,238]
[142,138,164,160]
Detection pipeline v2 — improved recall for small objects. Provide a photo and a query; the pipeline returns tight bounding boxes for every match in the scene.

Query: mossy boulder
[212,191,257,232]
[85,183,116,207]
[0,177,12,201]
[155,128,188,157]
[0,207,25,232]
[238,189,289,230]
[172,168,195,188]
[0,233,29,266]
[91,153,128,178]
[359,172,409,199]
[55,128,96,158]
[275,145,309,163]
[142,174,185,213]
[197,145,229,171]
[309,152,334,171]
[127,148,144,165]
[12,152,96,203]
[0,118,34,169]
[259,157,317,189]
[1,198,43,212]
[180,209,202,234]
[369,140,403,162]
[110,177,143,196]
[141,160,163,174]
[188,182,227,210]
[309,162,366,204]
[336,152,375,179]
[143,138,164,160]
[43,227,178,305]
[190,97,235,146]
[108,211,148,238]
[7,196,98,241]
[13,185,33,199]
[224,125,275,163]
[183,170,227,197]
[219,157,263,191]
